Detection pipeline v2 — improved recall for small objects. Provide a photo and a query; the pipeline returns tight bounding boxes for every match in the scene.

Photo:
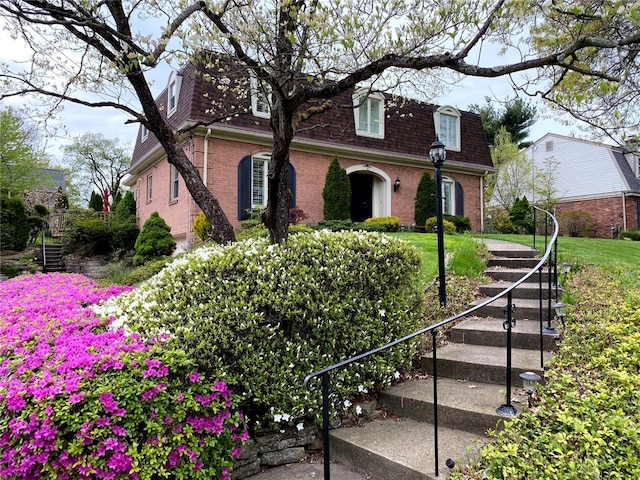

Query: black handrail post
[538,266,544,369]
[322,372,331,480]
[431,329,439,478]
[497,291,518,417]
[553,238,559,299]
[533,207,537,251]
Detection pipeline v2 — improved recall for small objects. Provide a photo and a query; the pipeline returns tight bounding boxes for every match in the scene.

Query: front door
[350,173,373,222]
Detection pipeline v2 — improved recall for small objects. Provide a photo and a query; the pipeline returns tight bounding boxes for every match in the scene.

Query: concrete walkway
[246,460,369,480]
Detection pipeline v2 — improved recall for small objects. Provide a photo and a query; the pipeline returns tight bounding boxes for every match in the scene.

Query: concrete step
[470,297,554,320]
[485,248,538,259]
[421,343,551,386]
[379,378,529,436]
[330,417,483,480]
[450,317,557,351]
[479,281,556,300]
[484,267,553,283]
[487,257,541,269]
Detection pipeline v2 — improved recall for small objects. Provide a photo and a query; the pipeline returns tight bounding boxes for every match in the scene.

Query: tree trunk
[265,104,294,244]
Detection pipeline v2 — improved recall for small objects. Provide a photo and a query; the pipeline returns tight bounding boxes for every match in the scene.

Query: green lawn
[475,233,640,270]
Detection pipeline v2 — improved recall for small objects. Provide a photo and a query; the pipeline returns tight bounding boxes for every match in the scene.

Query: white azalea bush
[98,231,426,428]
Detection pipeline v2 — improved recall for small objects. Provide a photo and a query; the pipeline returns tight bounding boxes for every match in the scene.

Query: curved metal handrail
[304,206,559,479]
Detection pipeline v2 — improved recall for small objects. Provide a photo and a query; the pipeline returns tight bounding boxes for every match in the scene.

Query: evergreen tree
[54,186,69,211]
[509,196,534,233]
[133,212,176,265]
[469,97,537,148]
[322,156,351,220]
[88,191,103,211]
[114,191,136,220]
[414,171,436,226]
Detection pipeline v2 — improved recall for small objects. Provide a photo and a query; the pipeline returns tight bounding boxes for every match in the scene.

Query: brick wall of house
[555,195,637,238]
[137,136,485,242]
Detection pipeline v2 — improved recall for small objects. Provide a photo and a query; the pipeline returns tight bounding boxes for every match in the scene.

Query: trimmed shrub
[98,231,427,429]
[364,216,400,232]
[425,216,456,234]
[444,215,471,233]
[288,206,309,225]
[487,210,516,234]
[114,191,136,220]
[133,212,176,266]
[558,209,594,237]
[620,229,640,241]
[414,171,436,226]
[0,195,30,251]
[0,273,245,480]
[322,156,351,220]
[193,211,212,242]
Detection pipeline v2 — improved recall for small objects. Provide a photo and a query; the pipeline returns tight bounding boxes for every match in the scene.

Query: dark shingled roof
[132,59,493,170]
[612,149,640,192]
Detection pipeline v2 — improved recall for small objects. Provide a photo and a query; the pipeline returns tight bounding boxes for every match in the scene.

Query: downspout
[204,129,211,190]
[480,171,488,232]
[622,192,627,231]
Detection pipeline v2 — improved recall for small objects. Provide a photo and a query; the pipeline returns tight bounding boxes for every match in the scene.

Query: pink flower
[189,371,201,383]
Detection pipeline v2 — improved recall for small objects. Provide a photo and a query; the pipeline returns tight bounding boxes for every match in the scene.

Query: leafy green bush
[486,210,516,234]
[619,229,640,241]
[558,209,594,237]
[133,212,176,266]
[364,216,400,232]
[0,195,30,251]
[414,171,436,226]
[425,217,456,234]
[322,156,351,220]
[114,191,136,220]
[450,236,488,278]
[464,266,640,479]
[63,212,113,256]
[99,231,427,429]
[444,215,471,233]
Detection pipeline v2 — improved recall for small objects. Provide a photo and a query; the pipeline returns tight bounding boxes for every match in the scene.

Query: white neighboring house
[525,133,640,236]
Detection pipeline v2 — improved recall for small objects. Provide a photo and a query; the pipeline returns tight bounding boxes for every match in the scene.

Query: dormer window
[251,76,271,118]
[141,125,149,142]
[167,70,182,117]
[353,91,385,139]
[435,106,461,151]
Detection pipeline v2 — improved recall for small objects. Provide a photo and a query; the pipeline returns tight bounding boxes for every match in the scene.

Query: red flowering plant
[0,273,246,480]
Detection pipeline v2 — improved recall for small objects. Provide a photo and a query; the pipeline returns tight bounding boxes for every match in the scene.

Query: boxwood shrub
[98,231,427,429]
[364,216,400,232]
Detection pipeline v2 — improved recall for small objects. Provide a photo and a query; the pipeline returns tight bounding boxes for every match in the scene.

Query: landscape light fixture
[519,371,542,408]
[561,262,573,274]
[394,177,401,192]
[553,301,567,329]
[429,138,447,307]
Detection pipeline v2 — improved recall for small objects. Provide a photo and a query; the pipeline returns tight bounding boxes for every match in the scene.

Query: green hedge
[364,216,400,232]
[620,229,640,241]
[98,231,427,429]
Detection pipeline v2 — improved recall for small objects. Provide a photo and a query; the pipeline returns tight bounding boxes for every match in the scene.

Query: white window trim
[167,71,182,117]
[434,105,461,151]
[251,153,272,208]
[170,165,179,201]
[146,174,153,202]
[141,125,149,142]
[442,176,455,215]
[353,91,385,139]
[251,77,271,119]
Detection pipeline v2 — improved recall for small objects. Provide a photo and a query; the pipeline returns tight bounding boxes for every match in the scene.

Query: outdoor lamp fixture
[429,138,447,307]
[519,371,542,408]
[561,262,573,274]
[394,177,401,192]
[554,301,567,328]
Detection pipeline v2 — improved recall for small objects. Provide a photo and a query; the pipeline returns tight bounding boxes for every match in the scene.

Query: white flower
[296,423,304,431]
[378,309,386,317]
[273,414,282,423]
[394,371,401,379]
[281,413,291,422]
[355,405,363,415]
[358,385,366,393]
[343,400,352,408]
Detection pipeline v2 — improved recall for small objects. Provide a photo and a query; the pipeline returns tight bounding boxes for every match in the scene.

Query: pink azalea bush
[0,273,246,479]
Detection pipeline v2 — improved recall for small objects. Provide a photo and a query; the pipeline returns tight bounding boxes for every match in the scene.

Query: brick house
[125,61,494,248]
[525,133,640,236]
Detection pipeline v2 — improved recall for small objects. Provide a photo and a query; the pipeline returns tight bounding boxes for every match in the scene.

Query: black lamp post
[429,138,447,307]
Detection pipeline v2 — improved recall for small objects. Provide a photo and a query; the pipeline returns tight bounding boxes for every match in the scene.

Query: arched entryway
[346,165,392,222]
